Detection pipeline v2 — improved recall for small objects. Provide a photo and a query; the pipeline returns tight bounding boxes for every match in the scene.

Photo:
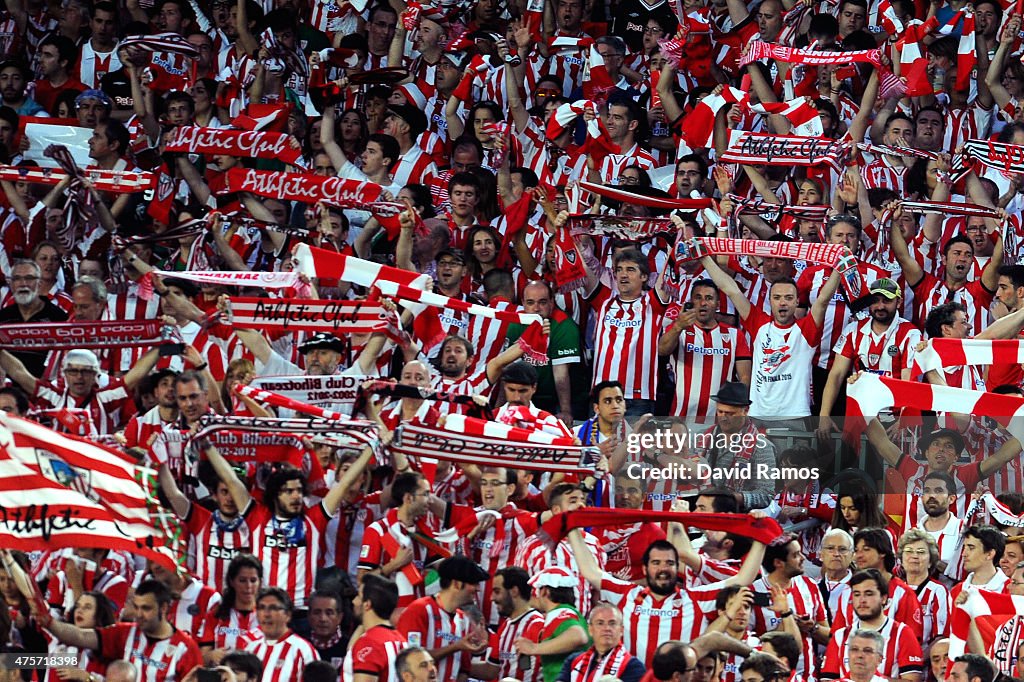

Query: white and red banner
[740,41,882,68]
[166,127,306,167]
[0,412,173,569]
[912,339,1024,376]
[222,168,384,205]
[949,589,1024,665]
[292,243,430,293]
[238,380,373,420]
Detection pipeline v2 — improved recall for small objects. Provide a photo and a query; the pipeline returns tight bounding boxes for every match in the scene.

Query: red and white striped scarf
[119,32,201,59]
[292,243,429,292]
[137,269,304,300]
[446,412,574,444]
[740,41,882,68]
[856,142,938,160]
[964,492,1024,528]
[727,194,830,223]
[546,100,619,164]
[235,384,362,424]
[577,181,713,211]
[0,320,165,350]
[962,139,1024,175]
[749,98,823,137]
[949,590,1024,662]
[845,372,1024,444]
[569,645,632,681]
[719,131,849,171]
[911,338,1024,377]
[391,421,599,473]
[676,237,866,301]
[899,200,1000,219]
[166,127,306,167]
[567,215,676,240]
[0,165,154,193]
[494,404,575,439]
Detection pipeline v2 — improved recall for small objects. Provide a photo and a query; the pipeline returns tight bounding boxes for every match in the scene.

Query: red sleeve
[97,623,131,662]
[101,578,129,611]
[587,282,612,307]
[175,636,204,680]
[797,313,823,347]
[838,331,856,360]
[739,305,770,338]
[949,582,962,604]
[184,503,211,537]
[307,502,332,532]
[831,604,847,633]
[821,632,842,679]
[396,601,429,640]
[516,510,540,536]
[352,633,389,675]
[734,326,751,359]
[970,276,996,301]
[122,417,141,449]
[956,462,982,492]
[896,585,924,639]
[358,524,384,570]
[795,266,814,306]
[895,625,924,674]
[896,455,920,482]
[524,617,544,641]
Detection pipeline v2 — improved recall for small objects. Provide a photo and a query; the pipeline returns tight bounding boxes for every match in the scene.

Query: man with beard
[821,570,924,682]
[427,334,527,416]
[0,259,68,375]
[659,280,751,425]
[0,60,44,115]
[555,603,646,682]
[890,201,1003,337]
[914,107,946,153]
[570,519,767,668]
[344,574,408,682]
[699,252,840,424]
[818,278,921,438]
[915,471,963,574]
[989,265,1024,388]
[482,566,544,682]
[748,537,829,682]
[121,368,178,455]
[43,578,203,681]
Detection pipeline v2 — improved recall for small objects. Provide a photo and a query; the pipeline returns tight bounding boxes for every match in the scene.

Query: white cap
[62,349,100,372]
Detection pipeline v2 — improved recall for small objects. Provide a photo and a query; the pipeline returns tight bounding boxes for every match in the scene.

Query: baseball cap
[502,361,538,386]
[436,248,466,265]
[868,278,901,300]
[528,566,577,589]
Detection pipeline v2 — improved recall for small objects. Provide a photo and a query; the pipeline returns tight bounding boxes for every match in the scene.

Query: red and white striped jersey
[914,577,951,644]
[741,308,821,419]
[123,406,177,452]
[731,263,774,315]
[595,144,658,184]
[342,624,408,682]
[670,321,751,423]
[588,285,668,401]
[831,577,924,642]
[466,299,519,374]
[821,618,924,680]
[528,40,589,96]
[33,376,131,435]
[183,500,255,591]
[390,145,437,187]
[106,287,162,373]
[750,576,827,681]
[47,569,130,615]
[200,608,259,650]
[566,644,644,682]
[896,456,980,531]
[156,322,227,381]
[918,513,964,577]
[861,157,907,194]
[250,503,332,610]
[452,502,539,625]
[430,370,491,417]
[721,634,762,682]
[910,273,993,337]
[76,40,120,89]
[988,614,1024,675]
[516,531,606,616]
[96,622,203,682]
[798,261,890,369]
[242,630,320,682]
[323,491,383,575]
[432,465,475,505]
[359,509,440,609]
[684,554,741,587]
[599,573,721,668]
[835,316,921,377]
[396,596,471,682]
[491,608,545,682]
[168,578,222,640]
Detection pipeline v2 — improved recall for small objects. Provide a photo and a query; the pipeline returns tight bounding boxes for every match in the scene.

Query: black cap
[297,332,347,355]
[437,555,489,584]
[436,248,466,265]
[502,360,538,386]
[162,277,201,298]
[917,428,965,455]
[387,103,428,140]
[712,382,752,407]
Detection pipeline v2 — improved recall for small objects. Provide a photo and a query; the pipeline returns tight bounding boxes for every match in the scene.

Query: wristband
[195,362,209,371]
[777,610,793,618]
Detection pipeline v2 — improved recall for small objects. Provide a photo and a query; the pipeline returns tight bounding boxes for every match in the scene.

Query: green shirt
[540,604,590,682]
[505,309,582,409]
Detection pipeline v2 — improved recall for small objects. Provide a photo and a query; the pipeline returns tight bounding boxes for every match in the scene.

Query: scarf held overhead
[0,166,155,193]
[0,320,166,350]
[540,508,785,544]
[911,339,1024,376]
[720,131,849,171]
[227,296,396,335]
[166,127,306,167]
[740,41,882,68]
[221,168,385,205]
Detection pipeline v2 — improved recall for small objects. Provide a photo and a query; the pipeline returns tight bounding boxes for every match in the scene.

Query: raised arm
[809,269,841,328]
[122,347,162,391]
[202,441,253,511]
[699,254,751,319]
[566,527,603,588]
[322,445,373,515]
[0,349,37,395]
[887,204,925,287]
[158,462,192,518]
[722,533,766,586]
[320,101,349,174]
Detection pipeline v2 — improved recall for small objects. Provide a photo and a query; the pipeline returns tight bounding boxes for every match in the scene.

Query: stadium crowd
[4,0,1024,679]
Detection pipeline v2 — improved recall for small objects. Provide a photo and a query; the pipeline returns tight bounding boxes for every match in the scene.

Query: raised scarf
[567,214,677,240]
[539,508,785,544]
[899,200,1000,219]
[719,131,849,171]
[221,167,384,205]
[578,180,713,211]
[855,142,938,161]
[911,339,1024,376]
[961,139,1024,175]
[0,165,155,193]
[546,100,620,164]
[739,41,882,68]
[44,144,97,247]
[227,296,397,336]
[137,269,304,301]
[166,127,306,167]
[391,421,600,473]
[552,226,588,295]
[457,405,575,441]
[727,194,831,223]
[675,237,867,301]
[0,320,166,350]
[235,384,366,424]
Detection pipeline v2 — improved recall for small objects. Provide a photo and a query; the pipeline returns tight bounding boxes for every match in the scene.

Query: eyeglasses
[644,26,665,34]
[822,546,851,553]
[902,549,929,556]
[257,604,287,612]
[64,368,97,376]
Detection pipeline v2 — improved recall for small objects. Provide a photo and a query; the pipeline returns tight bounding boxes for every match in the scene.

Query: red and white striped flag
[677,87,747,152]
[292,243,429,292]
[876,0,905,36]
[911,339,1024,377]
[949,590,1024,663]
[749,97,823,136]
[583,43,615,100]
[957,11,977,93]
[0,413,173,569]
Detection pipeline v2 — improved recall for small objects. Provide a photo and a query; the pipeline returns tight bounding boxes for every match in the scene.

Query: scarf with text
[675,237,866,301]
[961,139,1024,176]
[166,127,306,167]
[911,339,1024,376]
[192,413,379,448]
[227,296,397,336]
[740,41,882,68]
[567,214,677,240]
[203,429,329,501]
[540,509,785,544]
[358,379,490,413]
[391,421,600,473]
[221,168,385,205]
[0,165,155,193]
[845,372,1024,444]
[0,320,166,351]
[552,225,588,295]
[234,384,376,430]
[720,131,849,171]
[899,200,1000,219]
[137,269,305,300]
[112,218,208,253]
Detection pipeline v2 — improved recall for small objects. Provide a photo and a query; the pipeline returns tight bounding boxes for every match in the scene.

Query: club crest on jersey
[157,172,175,202]
[887,344,899,356]
[867,354,880,366]
[564,248,576,264]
